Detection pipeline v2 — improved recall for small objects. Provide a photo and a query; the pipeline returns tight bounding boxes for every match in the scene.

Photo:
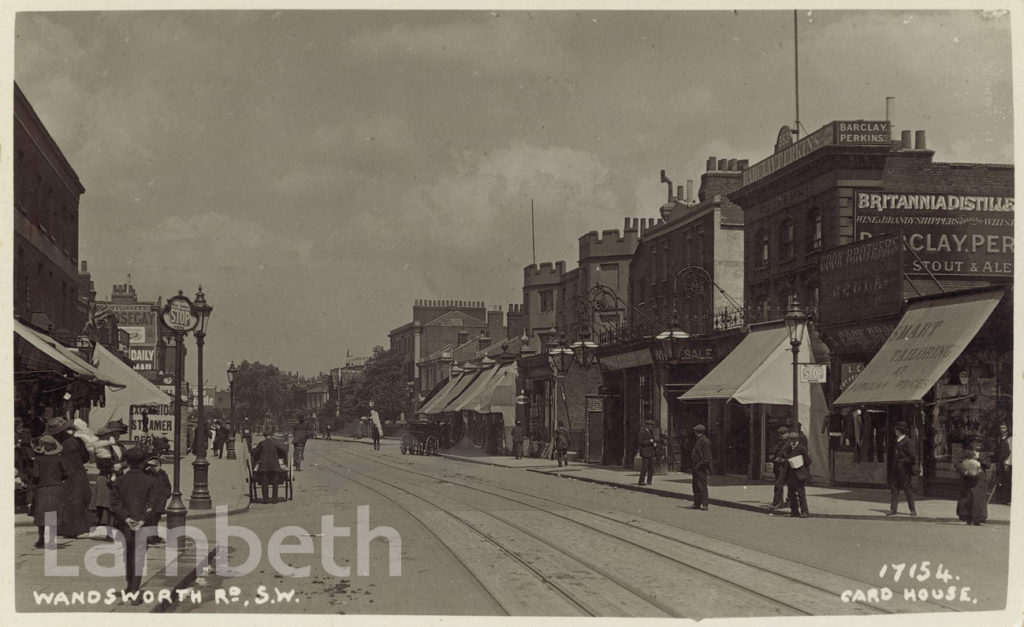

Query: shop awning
[434,367,486,413]
[418,370,471,415]
[680,325,813,405]
[468,362,518,425]
[446,362,501,413]
[87,341,173,432]
[834,288,1005,406]
[14,319,125,387]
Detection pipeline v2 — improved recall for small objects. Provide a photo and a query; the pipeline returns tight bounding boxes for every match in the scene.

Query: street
[176,439,1008,616]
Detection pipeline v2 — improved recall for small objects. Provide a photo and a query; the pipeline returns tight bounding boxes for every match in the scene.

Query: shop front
[833,285,1011,496]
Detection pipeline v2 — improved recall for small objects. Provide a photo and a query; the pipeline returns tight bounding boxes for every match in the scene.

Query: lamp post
[160,290,199,545]
[189,286,213,510]
[226,361,238,460]
[784,298,809,432]
[547,334,574,460]
[656,313,691,363]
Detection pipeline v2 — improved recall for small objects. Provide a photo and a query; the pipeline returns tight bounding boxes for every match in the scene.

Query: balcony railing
[589,305,793,346]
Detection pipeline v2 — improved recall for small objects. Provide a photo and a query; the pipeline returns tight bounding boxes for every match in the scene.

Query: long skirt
[956,475,989,524]
[59,469,92,537]
[32,484,64,527]
[90,476,115,525]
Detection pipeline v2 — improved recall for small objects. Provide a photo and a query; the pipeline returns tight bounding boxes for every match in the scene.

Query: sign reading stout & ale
[162,293,198,333]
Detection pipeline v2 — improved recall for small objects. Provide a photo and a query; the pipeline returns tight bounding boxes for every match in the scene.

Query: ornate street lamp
[784,297,809,430]
[569,329,598,369]
[656,312,691,363]
[547,334,574,460]
[226,361,238,460]
[189,286,213,510]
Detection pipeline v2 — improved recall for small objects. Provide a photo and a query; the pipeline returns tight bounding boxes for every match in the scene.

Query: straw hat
[34,435,63,456]
[43,417,73,435]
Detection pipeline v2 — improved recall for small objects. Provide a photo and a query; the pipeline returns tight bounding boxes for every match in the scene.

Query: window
[809,211,823,250]
[759,230,769,266]
[780,219,795,259]
[539,290,553,313]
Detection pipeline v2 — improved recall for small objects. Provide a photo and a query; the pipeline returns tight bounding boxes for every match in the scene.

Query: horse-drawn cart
[400,420,440,456]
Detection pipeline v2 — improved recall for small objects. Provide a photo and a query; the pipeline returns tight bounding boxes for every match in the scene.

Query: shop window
[779,219,795,259]
[809,211,823,250]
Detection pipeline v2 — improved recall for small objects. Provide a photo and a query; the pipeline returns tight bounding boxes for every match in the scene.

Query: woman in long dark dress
[30,435,73,548]
[956,440,990,526]
[46,418,92,538]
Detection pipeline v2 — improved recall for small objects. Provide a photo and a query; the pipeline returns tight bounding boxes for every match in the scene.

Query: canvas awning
[445,362,501,413]
[14,319,125,387]
[834,288,1005,406]
[680,325,813,405]
[467,362,518,425]
[86,341,173,432]
[418,371,468,415]
[423,368,481,415]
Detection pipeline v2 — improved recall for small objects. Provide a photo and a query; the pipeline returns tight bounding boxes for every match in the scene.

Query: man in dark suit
[887,421,918,516]
[993,423,1012,505]
[512,421,524,459]
[252,430,288,503]
[638,419,658,486]
[783,432,812,517]
[292,419,309,470]
[770,426,791,510]
[690,424,712,510]
[110,447,158,603]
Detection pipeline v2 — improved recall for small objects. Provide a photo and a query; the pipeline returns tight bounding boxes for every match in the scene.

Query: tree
[231,361,294,429]
[357,346,407,422]
[337,371,365,424]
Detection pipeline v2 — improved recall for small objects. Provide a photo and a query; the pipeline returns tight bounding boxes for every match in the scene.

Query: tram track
[324,444,958,615]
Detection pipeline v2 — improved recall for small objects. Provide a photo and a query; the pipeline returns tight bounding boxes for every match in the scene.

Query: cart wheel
[426,436,439,456]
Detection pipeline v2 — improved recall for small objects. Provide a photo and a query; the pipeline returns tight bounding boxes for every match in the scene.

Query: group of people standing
[17,415,172,602]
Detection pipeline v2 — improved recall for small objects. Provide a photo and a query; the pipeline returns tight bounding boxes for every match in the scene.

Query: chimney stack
[886,96,896,139]
[686,179,693,202]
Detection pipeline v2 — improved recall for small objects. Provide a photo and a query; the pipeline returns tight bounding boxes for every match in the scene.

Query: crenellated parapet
[523,260,566,287]
[578,227,641,261]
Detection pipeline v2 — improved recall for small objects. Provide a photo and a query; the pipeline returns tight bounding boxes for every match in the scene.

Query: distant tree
[338,371,365,424]
[357,346,407,422]
[232,361,294,429]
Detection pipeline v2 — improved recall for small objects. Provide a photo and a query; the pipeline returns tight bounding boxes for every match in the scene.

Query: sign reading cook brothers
[854,189,1014,277]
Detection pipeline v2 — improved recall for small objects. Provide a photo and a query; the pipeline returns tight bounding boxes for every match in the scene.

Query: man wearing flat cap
[887,421,917,516]
[690,424,712,510]
[110,446,159,602]
[769,426,791,510]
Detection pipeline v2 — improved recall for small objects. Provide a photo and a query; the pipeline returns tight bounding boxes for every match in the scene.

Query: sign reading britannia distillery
[854,190,1014,276]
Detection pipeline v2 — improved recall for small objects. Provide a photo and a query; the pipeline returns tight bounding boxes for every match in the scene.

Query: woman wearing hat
[29,435,74,548]
[92,421,128,536]
[45,417,91,538]
[956,438,990,526]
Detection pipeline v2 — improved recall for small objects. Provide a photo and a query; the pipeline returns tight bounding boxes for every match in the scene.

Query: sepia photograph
[5,2,1019,625]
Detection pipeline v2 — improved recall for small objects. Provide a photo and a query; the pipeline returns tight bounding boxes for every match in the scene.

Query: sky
[11,7,1014,389]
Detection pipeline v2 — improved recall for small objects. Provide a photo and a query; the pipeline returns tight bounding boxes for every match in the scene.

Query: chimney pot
[901,130,912,149]
[687,179,694,202]
[718,158,728,171]
[677,185,685,201]
[707,157,717,171]
[915,130,926,150]
[728,158,737,171]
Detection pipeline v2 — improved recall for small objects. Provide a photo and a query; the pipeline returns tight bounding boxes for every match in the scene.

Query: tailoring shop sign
[854,190,1014,277]
[818,232,904,325]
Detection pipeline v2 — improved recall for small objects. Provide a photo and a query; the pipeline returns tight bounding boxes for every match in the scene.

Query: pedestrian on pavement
[293,419,310,469]
[638,419,658,486]
[92,421,128,539]
[769,426,790,510]
[957,439,990,526]
[554,421,571,467]
[29,435,72,548]
[143,456,172,545]
[325,424,332,440]
[47,418,91,539]
[992,423,1012,505]
[783,431,811,517]
[110,446,158,603]
[214,421,231,458]
[512,421,524,459]
[689,424,712,510]
[789,421,809,448]
[252,429,288,504]
[371,421,381,451]
[887,421,918,517]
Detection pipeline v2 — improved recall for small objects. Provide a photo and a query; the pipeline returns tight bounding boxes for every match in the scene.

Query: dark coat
[891,436,916,477]
[956,457,990,523]
[110,468,157,523]
[554,427,571,449]
[253,438,288,471]
[783,443,812,482]
[995,436,1011,468]
[512,424,524,440]
[293,427,310,446]
[146,468,172,514]
[31,454,73,526]
[638,424,658,458]
[691,434,712,472]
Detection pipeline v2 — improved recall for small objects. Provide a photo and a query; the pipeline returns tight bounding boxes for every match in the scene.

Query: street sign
[799,364,828,383]
[162,294,198,333]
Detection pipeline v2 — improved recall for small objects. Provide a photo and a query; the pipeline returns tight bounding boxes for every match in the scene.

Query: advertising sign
[799,364,828,383]
[855,190,1014,276]
[650,340,716,364]
[743,121,890,185]
[818,232,904,325]
[162,295,198,332]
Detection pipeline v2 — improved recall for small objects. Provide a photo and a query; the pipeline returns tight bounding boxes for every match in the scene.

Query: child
[143,456,172,544]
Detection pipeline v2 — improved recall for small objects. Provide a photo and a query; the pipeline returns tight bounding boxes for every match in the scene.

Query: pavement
[425,445,1011,525]
[15,441,251,613]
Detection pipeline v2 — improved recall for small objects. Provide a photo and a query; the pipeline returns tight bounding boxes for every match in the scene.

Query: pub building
[723,118,1012,494]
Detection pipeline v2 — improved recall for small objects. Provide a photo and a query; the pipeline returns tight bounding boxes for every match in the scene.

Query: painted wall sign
[598,348,653,371]
[855,190,1015,277]
[825,321,898,354]
[818,232,904,325]
[649,342,716,364]
[743,121,890,186]
[129,346,156,371]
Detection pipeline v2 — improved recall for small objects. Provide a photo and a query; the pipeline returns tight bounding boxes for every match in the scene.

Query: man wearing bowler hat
[690,424,712,510]
[887,421,918,516]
